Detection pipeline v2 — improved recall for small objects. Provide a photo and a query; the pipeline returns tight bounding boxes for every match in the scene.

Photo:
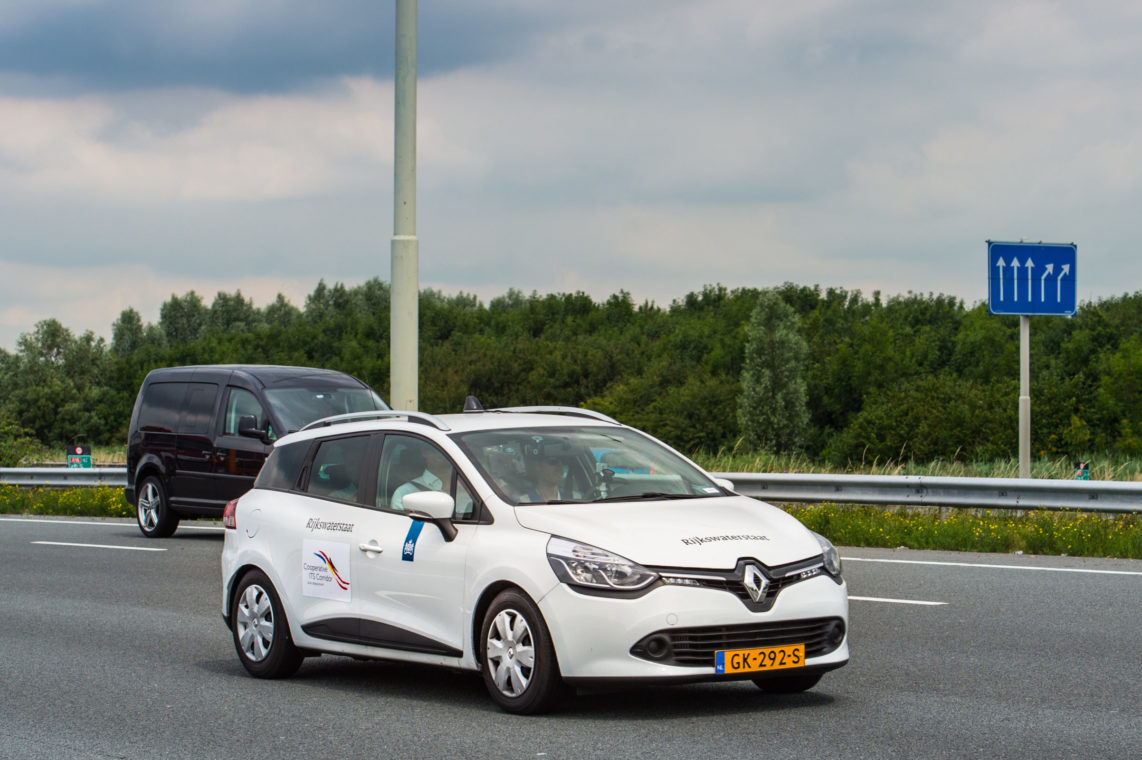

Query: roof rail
[300,410,451,432]
[491,406,620,425]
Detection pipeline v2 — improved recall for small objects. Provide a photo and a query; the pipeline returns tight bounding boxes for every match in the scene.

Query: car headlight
[547,536,659,591]
[813,532,843,577]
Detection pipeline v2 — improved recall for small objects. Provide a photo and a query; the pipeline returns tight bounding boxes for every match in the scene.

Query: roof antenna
[463,395,485,413]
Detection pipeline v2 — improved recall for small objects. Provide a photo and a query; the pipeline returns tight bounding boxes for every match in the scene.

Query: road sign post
[987,241,1077,478]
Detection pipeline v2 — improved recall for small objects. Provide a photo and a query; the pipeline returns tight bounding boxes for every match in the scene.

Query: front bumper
[538,574,849,684]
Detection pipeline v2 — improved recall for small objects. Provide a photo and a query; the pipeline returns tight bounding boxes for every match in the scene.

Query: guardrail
[2,467,1140,513]
[0,467,127,488]
[721,472,1142,514]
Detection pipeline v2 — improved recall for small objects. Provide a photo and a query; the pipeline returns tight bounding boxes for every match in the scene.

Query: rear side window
[138,382,185,432]
[182,383,218,436]
[255,441,310,491]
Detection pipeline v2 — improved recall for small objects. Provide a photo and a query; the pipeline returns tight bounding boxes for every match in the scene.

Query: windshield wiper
[591,492,701,503]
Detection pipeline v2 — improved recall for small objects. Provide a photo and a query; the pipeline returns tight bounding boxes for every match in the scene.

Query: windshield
[265,386,388,432]
[452,426,725,506]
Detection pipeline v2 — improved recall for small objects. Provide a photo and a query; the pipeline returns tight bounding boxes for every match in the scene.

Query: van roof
[145,364,369,388]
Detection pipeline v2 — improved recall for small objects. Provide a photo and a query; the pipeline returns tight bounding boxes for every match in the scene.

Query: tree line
[2,279,1140,466]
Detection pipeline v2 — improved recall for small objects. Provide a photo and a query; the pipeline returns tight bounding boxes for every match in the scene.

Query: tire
[136,476,179,538]
[231,570,303,679]
[753,672,823,693]
[480,589,569,714]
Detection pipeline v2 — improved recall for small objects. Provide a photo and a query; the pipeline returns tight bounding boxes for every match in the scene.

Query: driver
[523,453,568,503]
[391,447,452,510]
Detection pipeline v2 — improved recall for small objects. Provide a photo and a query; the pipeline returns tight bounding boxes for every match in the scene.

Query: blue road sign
[988,241,1076,316]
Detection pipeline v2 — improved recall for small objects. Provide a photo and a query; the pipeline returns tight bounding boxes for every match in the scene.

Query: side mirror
[237,414,270,444]
[713,477,735,493]
[402,491,458,542]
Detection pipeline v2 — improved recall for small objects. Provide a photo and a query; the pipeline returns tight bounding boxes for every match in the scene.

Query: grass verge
[0,485,134,519]
[4,484,1140,560]
[786,503,1142,559]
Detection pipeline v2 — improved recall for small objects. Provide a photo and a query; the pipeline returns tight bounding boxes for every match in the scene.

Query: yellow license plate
[715,643,805,674]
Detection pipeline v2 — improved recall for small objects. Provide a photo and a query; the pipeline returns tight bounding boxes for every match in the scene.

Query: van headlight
[547,537,659,591]
[813,532,843,577]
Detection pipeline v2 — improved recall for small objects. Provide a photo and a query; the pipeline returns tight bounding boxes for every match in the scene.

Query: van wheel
[480,589,569,714]
[136,476,179,538]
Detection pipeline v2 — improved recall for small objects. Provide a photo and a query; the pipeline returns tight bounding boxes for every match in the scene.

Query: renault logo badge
[742,564,769,603]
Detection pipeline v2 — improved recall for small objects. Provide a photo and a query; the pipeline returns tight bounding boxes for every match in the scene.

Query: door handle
[358,542,383,555]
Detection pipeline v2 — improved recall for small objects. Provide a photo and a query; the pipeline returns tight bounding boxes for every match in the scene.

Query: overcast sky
[2,0,1141,350]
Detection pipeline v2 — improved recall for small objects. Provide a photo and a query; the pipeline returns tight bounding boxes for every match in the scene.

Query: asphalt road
[2,515,1140,760]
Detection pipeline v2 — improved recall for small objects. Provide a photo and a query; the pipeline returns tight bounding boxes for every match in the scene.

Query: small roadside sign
[987,241,1077,316]
[67,445,92,468]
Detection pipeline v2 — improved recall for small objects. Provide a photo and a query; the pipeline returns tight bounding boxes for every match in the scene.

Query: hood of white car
[512,495,821,569]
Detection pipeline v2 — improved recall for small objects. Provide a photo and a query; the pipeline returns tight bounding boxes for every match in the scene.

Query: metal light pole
[390,0,419,410]
[1019,315,1031,478]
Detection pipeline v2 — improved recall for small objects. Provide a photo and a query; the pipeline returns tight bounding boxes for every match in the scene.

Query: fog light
[827,620,846,647]
[644,634,671,660]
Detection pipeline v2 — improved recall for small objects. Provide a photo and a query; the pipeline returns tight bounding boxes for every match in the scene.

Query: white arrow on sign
[1041,263,1054,301]
[995,257,1006,301]
[1059,263,1070,302]
[1024,258,1034,302]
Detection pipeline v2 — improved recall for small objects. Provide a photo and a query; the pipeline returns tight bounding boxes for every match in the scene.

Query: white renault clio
[221,403,849,714]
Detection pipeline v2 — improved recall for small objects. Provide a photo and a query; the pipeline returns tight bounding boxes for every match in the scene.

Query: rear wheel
[231,570,303,679]
[753,672,823,693]
[480,589,568,714]
[136,476,179,538]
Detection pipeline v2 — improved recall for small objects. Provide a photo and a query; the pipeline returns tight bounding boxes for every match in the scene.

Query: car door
[277,433,378,645]
[350,434,475,657]
[172,381,219,509]
[212,386,274,504]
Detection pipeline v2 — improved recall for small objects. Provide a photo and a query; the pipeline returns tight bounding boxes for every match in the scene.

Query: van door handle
[358,542,383,555]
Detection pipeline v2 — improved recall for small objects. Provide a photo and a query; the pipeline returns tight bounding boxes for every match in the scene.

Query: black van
[125,365,388,537]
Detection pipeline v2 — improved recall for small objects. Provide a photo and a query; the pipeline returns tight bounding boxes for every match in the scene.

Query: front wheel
[480,589,569,714]
[136,476,179,538]
[231,570,303,679]
[753,672,823,693]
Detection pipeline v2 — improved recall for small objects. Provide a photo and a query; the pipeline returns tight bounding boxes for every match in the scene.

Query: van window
[264,386,386,433]
[224,387,275,441]
[138,382,185,432]
[255,441,310,491]
[305,435,371,503]
[182,383,218,436]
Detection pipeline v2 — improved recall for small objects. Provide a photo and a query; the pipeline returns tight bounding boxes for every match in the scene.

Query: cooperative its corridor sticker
[302,540,351,601]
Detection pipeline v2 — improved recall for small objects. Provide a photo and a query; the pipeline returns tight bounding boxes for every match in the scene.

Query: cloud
[0,258,317,349]
[3,0,1142,351]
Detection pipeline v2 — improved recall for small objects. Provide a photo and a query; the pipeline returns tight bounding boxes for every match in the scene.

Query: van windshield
[265,387,388,433]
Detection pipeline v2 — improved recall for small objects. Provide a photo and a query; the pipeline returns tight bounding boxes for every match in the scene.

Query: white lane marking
[849,595,946,606]
[1,517,223,532]
[31,541,166,552]
[843,556,1142,577]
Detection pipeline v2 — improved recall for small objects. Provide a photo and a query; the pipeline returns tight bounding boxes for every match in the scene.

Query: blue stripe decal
[402,520,425,562]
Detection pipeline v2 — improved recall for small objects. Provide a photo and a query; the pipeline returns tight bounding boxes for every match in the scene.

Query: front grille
[631,617,845,667]
[653,555,834,612]
[690,573,803,607]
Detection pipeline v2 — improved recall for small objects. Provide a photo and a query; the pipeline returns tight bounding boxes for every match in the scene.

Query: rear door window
[182,383,219,436]
[255,441,311,491]
[304,435,373,504]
